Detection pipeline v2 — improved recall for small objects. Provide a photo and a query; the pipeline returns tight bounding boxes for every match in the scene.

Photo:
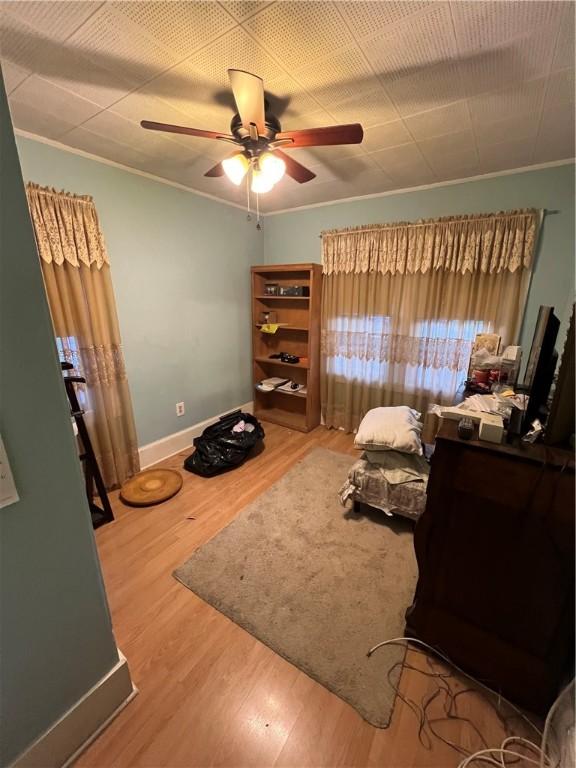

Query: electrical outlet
[176,402,185,417]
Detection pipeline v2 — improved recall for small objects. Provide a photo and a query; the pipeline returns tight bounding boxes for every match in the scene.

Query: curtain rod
[319,209,555,238]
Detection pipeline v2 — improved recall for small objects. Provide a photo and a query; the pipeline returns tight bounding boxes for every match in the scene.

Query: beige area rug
[174,447,417,727]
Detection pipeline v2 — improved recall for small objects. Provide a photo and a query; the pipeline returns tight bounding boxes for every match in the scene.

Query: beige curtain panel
[27,183,139,488]
[321,210,540,432]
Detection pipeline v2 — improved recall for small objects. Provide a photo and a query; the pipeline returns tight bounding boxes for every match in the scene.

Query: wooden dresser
[406,420,575,714]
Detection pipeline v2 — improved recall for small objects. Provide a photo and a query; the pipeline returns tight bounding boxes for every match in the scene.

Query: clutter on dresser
[466,343,522,393]
[184,409,264,477]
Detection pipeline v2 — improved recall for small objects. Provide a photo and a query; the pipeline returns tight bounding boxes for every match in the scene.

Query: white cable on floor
[367,636,543,737]
[457,746,547,768]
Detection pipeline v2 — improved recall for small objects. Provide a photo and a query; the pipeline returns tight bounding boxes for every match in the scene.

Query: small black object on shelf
[268,352,300,364]
[277,285,309,297]
[61,362,114,529]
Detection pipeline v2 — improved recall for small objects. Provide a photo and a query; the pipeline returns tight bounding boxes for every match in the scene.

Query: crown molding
[14,129,248,212]
[263,158,576,216]
[14,130,575,219]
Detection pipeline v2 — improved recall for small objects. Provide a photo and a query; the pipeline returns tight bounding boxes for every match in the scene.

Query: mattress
[339,454,428,521]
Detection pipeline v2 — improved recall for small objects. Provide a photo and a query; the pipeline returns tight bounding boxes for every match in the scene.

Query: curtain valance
[321,209,540,276]
[26,183,110,269]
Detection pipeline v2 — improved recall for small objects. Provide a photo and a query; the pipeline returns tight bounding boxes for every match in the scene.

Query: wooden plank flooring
[77,422,533,768]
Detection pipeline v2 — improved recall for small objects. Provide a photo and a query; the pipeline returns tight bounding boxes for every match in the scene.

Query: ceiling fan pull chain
[246,172,252,222]
[256,191,262,231]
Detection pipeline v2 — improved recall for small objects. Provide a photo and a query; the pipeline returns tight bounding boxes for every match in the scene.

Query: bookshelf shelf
[251,264,322,433]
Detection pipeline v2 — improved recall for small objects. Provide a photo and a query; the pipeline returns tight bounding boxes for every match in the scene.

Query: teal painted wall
[1,78,120,765]
[15,136,264,447]
[263,164,575,352]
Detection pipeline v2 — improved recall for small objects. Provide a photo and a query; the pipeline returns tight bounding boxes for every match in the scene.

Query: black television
[522,306,560,430]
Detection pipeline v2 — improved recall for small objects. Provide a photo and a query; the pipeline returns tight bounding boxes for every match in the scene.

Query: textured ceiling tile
[430,151,480,180]
[329,88,399,129]
[362,3,458,81]
[552,4,575,71]
[3,0,573,211]
[185,26,284,88]
[111,1,236,60]
[451,1,564,51]
[478,138,534,172]
[244,1,352,70]
[220,1,273,22]
[139,59,232,125]
[10,74,102,125]
[385,60,464,116]
[286,141,364,169]
[385,164,437,187]
[0,58,29,93]
[63,125,152,167]
[282,110,336,130]
[418,130,476,159]
[369,141,426,169]
[544,69,575,110]
[68,4,179,88]
[347,169,398,195]
[458,27,556,100]
[474,114,541,148]
[536,104,576,147]
[79,110,169,153]
[369,142,434,184]
[533,133,575,164]
[363,120,413,152]
[468,79,546,125]
[264,75,319,121]
[8,98,78,139]
[0,13,135,107]
[324,153,383,182]
[1,1,103,41]
[404,101,471,140]
[338,1,427,40]
[292,46,379,105]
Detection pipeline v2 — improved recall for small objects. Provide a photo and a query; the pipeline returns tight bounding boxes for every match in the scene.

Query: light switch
[0,434,19,509]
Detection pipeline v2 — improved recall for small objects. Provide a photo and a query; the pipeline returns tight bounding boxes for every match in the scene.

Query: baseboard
[12,651,136,768]
[139,401,254,469]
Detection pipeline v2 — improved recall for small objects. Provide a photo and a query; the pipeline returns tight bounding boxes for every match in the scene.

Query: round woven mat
[120,469,183,507]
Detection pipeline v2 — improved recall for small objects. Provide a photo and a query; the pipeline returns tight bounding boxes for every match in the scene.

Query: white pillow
[354,406,423,455]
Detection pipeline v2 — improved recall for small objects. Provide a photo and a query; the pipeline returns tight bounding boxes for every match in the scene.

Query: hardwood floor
[77,422,535,768]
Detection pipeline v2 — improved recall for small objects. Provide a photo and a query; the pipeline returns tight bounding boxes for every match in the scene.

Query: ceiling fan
[141,69,364,194]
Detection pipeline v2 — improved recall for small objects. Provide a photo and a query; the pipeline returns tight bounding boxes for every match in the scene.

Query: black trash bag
[184,409,265,477]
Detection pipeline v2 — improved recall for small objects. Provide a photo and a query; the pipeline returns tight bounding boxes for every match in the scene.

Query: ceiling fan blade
[275,123,364,148]
[204,161,225,178]
[204,152,243,178]
[274,149,316,184]
[140,120,233,141]
[228,69,265,134]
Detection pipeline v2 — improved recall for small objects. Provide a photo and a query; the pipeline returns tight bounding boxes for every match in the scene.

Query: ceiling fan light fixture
[259,151,286,185]
[222,153,250,185]
[251,166,275,194]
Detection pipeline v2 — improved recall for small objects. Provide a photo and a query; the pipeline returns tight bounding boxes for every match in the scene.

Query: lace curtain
[27,183,140,488]
[321,210,540,432]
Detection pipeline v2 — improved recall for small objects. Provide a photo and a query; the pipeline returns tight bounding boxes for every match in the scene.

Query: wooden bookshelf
[251,263,322,433]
